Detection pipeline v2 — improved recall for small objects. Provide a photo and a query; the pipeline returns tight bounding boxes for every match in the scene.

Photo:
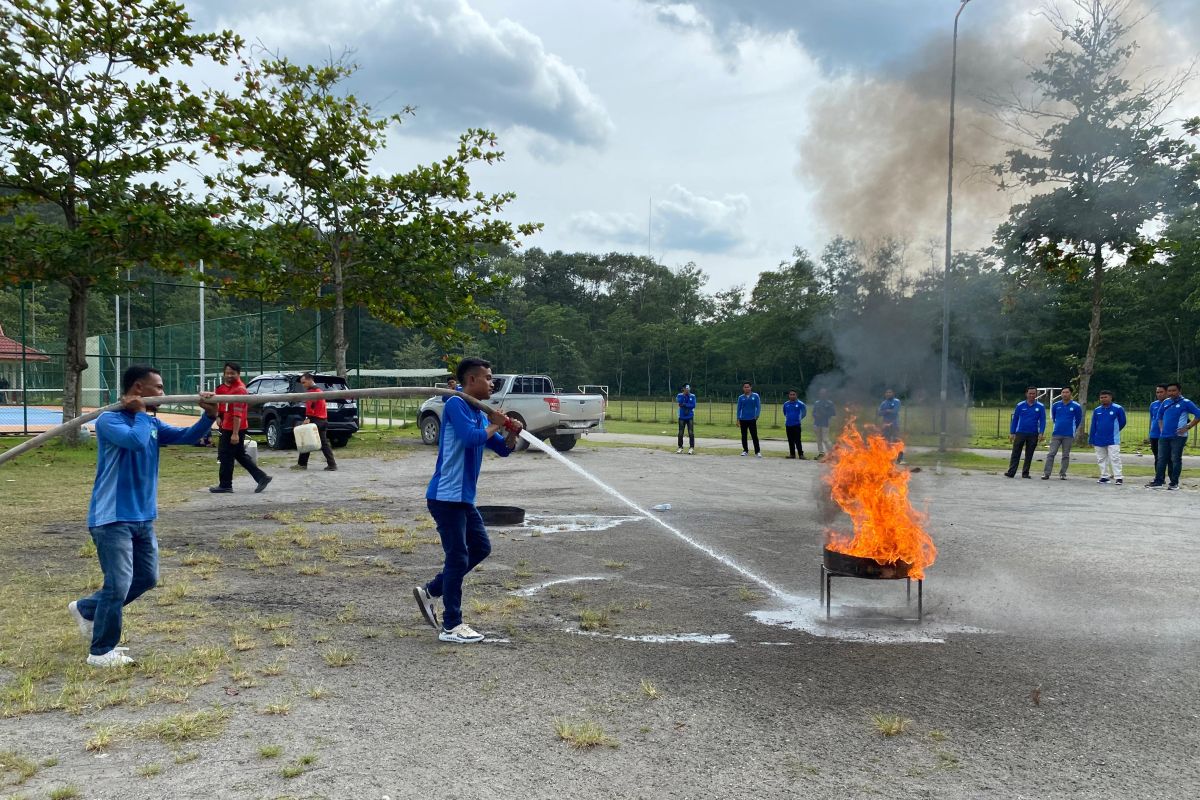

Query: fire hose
[0,387,516,468]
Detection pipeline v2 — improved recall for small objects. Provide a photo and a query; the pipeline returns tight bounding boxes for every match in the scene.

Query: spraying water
[518,430,793,600]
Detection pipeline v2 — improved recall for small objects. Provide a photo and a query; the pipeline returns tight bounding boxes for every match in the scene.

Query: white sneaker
[755,453,763,459]
[68,601,93,640]
[438,623,485,643]
[412,586,439,630]
[676,448,683,454]
[687,448,694,455]
[740,451,748,457]
[87,649,134,668]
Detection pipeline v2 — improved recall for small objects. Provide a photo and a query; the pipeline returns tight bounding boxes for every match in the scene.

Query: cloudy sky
[188,0,1200,291]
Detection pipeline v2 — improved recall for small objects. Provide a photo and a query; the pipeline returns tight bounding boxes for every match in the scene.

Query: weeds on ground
[632,599,652,610]
[84,725,124,752]
[173,751,199,764]
[136,763,163,777]
[305,508,386,525]
[230,631,257,652]
[870,713,911,737]
[258,745,283,759]
[736,587,762,602]
[260,698,292,716]
[553,719,619,750]
[322,647,355,667]
[271,632,295,648]
[49,786,81,800]
[258,657,287,677]
[602,560,628,570]
[144,706,231,743]
[280,753,317,779]
[578,609,611,632]
[334,604,358,624]
[639,679,660,700]
[0,750,38,784]
[306,686,328,700]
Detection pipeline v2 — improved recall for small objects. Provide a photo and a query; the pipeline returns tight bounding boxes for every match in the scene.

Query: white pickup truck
[417,374,606,452]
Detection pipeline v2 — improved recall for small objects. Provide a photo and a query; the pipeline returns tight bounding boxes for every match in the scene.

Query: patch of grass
[138,645,229,688]
[49,786,81,800]
[41,756,59,768]
[735,587,763,602]
[258,657,287,677]
[602,560,628,570]
[297,564,326,576]
[578,609,611,632]
[260,698,292,716]
[322,647,355,668]
[639,679,660,700]
[870,713,911,737]
[569,591,587,604]
[84,725,124,752]
[139,686,190,706]
[143,706,231,744]
[173,751,199,765]
[335,604,358,624]
[552,719,619,750]
[231,631,258,652]
[929,730,947,742]
[179,551,222,568]
[271,631,295,648]
[632,599,652,610]
[360,627,381,640]
[252,614,293,632]
[258,744,283,759]
[306,685,328,701]
[78,539,97,559]
[0,750,38,783]
[262,510,297,523]
[468,599,494,615]
[155,580,192,606]
[280,763,304,779]
[936,751,960,770]
[312,632,332,644]
[305,508,386,525]
[136,763,163,778]
[499,597,527,614]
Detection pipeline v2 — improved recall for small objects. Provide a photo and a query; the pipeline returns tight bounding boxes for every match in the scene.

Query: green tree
[991,0,1198,420]
[208,55,539,377]
[0,0,241,432]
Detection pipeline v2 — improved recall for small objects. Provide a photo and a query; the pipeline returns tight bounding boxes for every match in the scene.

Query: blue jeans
[76,521,158,655]
[1154,436,1187,485]
[425,500,491,631]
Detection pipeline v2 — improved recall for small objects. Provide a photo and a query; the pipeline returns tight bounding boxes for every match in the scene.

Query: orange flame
[823,417,936,579]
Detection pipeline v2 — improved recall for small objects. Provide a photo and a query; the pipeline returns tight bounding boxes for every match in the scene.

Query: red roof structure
[0,323,50,362]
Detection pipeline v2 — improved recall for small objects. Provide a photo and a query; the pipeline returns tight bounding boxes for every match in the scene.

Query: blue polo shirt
[783,400,807,426]
[1010,400,1046,435]
[1049,400,1083,438]
[427,396,511,504]
[676,392,696,421]
[811,399,836,426]
[736,392,761,421]
[1158,396,1200,439]
[1088,403,1126,447]
[1148,399,1164,439]
[878,398,900,427]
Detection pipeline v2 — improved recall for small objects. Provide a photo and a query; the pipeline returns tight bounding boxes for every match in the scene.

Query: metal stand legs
[819,564,923,622]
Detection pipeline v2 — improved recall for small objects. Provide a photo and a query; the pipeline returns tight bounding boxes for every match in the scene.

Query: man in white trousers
[1088,390,1127,485]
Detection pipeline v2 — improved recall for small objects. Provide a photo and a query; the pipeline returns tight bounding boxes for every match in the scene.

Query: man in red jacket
[210,362,272,494]
[292,372,337,471]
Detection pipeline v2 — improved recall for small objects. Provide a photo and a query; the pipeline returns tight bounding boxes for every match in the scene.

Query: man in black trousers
[210,362,272,494]
[292,372,337,471]
[1005,386,1046,479]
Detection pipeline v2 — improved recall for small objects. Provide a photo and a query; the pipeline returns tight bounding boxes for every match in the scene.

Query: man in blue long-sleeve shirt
[737,382,762,458]
[1006,387,1046,479]
[1148,382,1200,490]
[1088,390,1127,484]
[877,389,903,463]
[413,357,523,643]
[68,365,218,667]
[676,384,696,454]
[1042,387,1083,480]
[1148,384,1167,462]
[783,390,807,459]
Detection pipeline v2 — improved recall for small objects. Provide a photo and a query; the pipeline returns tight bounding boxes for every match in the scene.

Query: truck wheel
[329,434,350,448]
[419,414,441,446]
[265,417,290,450]
[550,434,578,452]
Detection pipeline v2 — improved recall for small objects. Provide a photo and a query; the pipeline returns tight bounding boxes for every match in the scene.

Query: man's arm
[485,430,513,457]
[156,393,220,445]
[444,397,494,446]
[1037,406,1046,435]
[1117,407,1127,430]
[1009,406,1019,435]
[95,411,154,450]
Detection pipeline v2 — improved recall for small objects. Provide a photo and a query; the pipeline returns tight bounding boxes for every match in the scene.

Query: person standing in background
[1005,387,1045,479]
[877,388,903,463]
[1148,382,1200,490]
[675,383,696,454]
[1089,390,1127,485]
[1148,384,1167,462]
[1042,387,1083,480]
[811,388,836,459]
[210,362,272,494]
[292,372,336,472]
[737,382,762,458]
[783,390,807,459]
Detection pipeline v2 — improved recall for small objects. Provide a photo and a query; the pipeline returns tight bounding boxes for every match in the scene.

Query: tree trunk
[1075,246,1105,443]
[62,277,91,444]
[332,260,348,378]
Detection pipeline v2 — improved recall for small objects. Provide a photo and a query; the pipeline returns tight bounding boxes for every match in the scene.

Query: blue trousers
[75,521,158,655]
[1154,436,1186,485]
[425,500,491,631]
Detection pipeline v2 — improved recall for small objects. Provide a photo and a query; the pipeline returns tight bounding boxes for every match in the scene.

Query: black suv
[244,373,359,450]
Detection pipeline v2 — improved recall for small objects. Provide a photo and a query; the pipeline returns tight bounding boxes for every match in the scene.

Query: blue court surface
[0,406,64,427]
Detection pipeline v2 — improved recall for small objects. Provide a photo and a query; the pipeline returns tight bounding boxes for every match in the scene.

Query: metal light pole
[940,0,972,453]
[198,259,206,392]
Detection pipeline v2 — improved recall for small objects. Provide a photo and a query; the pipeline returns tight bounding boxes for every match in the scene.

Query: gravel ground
[3,441,1199,799]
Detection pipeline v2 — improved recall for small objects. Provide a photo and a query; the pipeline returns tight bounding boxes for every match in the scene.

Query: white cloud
[572,185,750,255]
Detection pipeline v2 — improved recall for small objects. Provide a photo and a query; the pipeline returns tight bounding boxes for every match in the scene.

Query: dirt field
[2,439,1199,799]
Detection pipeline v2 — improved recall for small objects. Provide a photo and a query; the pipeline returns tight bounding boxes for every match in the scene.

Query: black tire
[265,417,290,450]
[420,414,441,446]
[507,413,530,452]
[329,434,350,448]
[550,434,578,452]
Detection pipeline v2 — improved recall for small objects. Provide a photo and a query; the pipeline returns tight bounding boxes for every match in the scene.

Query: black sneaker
[1004,472,1015,478]
[324,465,338,471]
[1021,474,1032,479]
[1146,482,1164,489]
[1041,474,1050,480]
[413,586,439,629]
[255,475,273,494]
[1167,484,1181,491]
[1097,477,1110,484]
[1060,475,1067,480]
[1115,479,1123,485]
[209,486,233,494]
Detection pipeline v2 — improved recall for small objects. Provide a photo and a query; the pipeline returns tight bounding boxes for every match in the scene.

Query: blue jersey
[426,396,511,504]
[676,392,696,421]
[1010,401,1046,435]
[811,399,836,426]
[736,392,761,421]
[88,410,214,528]
[878,398,900,427]
[1088,403,1126,447]
[1050,400,1083,438]
[1148,399,1164,439]
[1158,396,1200,439]
[783,400,807,426]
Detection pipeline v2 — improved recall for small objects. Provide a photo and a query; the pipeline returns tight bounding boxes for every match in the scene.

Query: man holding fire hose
[413,357,523,643]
